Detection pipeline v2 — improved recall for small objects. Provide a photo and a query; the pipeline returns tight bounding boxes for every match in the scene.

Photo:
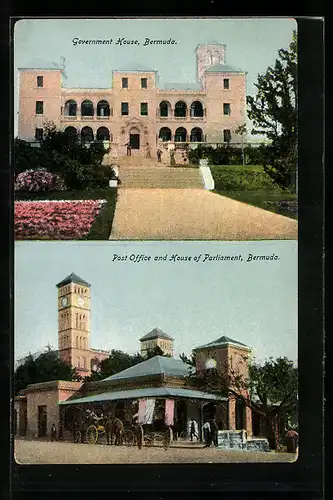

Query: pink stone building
[17,43,247,160]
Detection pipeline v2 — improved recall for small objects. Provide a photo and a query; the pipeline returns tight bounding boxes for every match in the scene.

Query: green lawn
[209,165,297,220]
[15,188,118,239]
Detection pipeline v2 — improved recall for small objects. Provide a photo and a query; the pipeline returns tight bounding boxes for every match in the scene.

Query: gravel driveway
[109,189,298,240]
[15,439,297,464]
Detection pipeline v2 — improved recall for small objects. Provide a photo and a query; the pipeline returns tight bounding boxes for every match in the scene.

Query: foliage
[246,31,297,191]
[179,351,197,367]
[188,356,298,449]
[14,347,80,395]
[210,165,276,191]
[14,168,66,193]
[13,122,113,190]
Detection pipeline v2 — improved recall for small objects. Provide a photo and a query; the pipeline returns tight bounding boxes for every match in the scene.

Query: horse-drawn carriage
[69,404,173,449]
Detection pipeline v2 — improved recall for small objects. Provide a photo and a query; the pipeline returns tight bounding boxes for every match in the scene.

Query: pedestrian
[157,148,162,163]
[126,142,131,156]
[51,423,57,442]
[285,427,299,454]
[190,418,198,442]
[210,417,219,447]
[202,420,211,447]
[145,142,151,158]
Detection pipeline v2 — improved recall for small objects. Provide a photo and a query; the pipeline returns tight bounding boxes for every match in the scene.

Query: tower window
[121,102,129,115]
[223,103,231,115]
[37,76,43,87]
[223,78,229,90]
[122,78,128,88]
[36,101,43,115]
[140,103,148,116]
[141,78,147,89]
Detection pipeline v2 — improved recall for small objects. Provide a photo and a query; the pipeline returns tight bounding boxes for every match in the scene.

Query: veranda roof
[58,387,226,406]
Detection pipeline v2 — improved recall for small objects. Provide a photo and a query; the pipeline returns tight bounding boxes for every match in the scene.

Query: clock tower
[56,272,91,377]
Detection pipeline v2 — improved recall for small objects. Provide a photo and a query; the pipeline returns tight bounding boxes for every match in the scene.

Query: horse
[104,416,124,445]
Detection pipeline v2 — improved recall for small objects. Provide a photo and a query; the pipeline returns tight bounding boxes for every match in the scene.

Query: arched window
[190,101,204,117]
[174,101,187,117]
[159,127,172,142]
[76,313,78,329]
[96,127,110,141]
[175,127,187,142]
[77,357,80,368]
[64,100,77,117]
[97,100,110,117]
[81,100,94,117]
[81,126,94,142]
[76,336,78,348]
[64,126,77,137]
[83,357,86,368]
[159,101,171,117]
[190,127,203,142]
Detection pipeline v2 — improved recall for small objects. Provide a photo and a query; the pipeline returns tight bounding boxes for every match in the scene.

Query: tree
[234,123,247,166]
[14,347,80,395]
[247,31,297,192]
[179,351,197,367]
[14,121,112,190]
[188,356,298,450]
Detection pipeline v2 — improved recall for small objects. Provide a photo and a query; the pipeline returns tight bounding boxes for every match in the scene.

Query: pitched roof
[139,328,174,341]
[101,355,190,382]
[56,272,91,288]
[59,386,226,405]
[205,63,244,73]
[163,82,202,91]
[194,336,250,350]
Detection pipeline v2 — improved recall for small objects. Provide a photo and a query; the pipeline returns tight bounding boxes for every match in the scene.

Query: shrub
[210,165,276,191]
[14,168,66,192]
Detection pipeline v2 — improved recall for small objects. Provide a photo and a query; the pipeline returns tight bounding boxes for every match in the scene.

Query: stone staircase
[116,156,204,189]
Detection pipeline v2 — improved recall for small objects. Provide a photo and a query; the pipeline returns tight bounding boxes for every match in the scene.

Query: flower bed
[15,200,107,240]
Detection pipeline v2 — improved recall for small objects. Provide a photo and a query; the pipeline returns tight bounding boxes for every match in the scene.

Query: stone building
[17,43,247,161]
[139,327,174,357]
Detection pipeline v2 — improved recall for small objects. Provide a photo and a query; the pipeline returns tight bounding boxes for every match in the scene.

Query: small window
[122,77,128,89]
[140,103,148,116]
[37,76,43,87]
[223,78,229,90]
[141,78,147,89]
[35,128,43,141]
[223,103,231,115]
[121,102,129,115]
[36,101,43,115]
[223,129,231,142]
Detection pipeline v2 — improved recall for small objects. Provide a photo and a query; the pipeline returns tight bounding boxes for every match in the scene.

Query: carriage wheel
[86,425,98,444]
[144,434,154,447]
[123,430,135,447]
[74,430,82,443]
[163,427,172,450]
[137,425,144,450]
[154,433,164,446]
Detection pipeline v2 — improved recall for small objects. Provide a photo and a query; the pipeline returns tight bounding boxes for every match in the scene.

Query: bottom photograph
[13,240,298,464]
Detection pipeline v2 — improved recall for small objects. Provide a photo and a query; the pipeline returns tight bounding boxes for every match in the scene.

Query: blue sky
[13,17,296,136]
[15,240,298,364]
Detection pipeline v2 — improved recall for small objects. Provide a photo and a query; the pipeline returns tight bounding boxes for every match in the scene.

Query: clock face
[77,296,84,307]
[61,296,68,307]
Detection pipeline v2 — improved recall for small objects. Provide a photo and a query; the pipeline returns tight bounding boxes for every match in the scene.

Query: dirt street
[15,439,297,464]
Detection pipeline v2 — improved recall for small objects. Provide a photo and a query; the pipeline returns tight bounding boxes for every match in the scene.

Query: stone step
[118,167,203,189]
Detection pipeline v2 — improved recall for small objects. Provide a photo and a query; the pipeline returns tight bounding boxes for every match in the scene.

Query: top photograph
[13,17,298,241]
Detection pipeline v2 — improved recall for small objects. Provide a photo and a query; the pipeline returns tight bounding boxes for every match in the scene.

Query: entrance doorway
[235,398,246,430]
[130,133,140,150]
[38,405,47,437]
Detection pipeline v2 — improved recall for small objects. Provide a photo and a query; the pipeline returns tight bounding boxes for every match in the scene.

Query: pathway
[109,188,298,240]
